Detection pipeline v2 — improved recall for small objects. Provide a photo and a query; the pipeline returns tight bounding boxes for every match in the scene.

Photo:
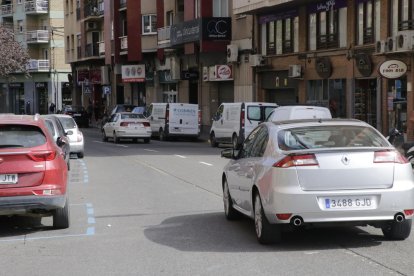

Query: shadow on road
[144,212,384,252]
[0,216,53,238]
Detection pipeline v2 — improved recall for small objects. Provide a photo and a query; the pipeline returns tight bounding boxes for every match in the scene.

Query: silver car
[221,119,414,244]
[54,114,85,158]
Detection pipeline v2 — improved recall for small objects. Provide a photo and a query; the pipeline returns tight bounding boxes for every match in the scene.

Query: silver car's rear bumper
[262,181,414,224]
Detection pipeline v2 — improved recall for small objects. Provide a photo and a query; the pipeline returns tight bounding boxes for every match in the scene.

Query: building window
[166,10,173,26]
[308,1,347,50]
[260,10,298,55]
[307,79,346,118]
[213,0,228,17]
[18,20,23,33]
[357,0,381,45]
[142,14,157,34]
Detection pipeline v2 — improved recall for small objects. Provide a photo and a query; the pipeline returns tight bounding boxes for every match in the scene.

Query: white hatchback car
[54,114,85,158]
[102,112,152,143]
[221,119,414,244]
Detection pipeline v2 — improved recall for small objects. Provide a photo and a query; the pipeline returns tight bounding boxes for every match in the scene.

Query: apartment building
[233,0,414,139]
[0,0,70,114]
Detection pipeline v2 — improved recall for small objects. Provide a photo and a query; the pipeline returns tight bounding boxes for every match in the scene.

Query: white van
[210,102,278,148]
[146,103,200,140]
[265,105,332,122]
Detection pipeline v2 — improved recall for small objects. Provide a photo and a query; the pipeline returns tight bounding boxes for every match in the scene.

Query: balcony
[98,41,105,55]
[84,3,99,19]
[26,30,49,43]
[85,43,99,57]
[98,0,104,16]
[120,36,128,52]
[157,26,171,48]
[27,59,49,72]
[25,0,49,14]
[1,4,12,16]
[119,0,127,9]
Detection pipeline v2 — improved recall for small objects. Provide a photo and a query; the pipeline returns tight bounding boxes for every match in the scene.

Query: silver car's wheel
[382,219,412,240]
[254,193,281,244]
[223,179,239,220]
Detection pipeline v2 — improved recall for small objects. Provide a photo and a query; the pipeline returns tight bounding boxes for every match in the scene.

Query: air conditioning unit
[375,40,386,54]
[396,30,414,52]
[86,22,98,31]
[226,44,238,63]
[288,64,302,78]
[250,54,265,66]
[386,36,396,52]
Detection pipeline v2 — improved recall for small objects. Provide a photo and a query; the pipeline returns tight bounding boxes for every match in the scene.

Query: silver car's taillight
[374,150,408,164]
[273,154,319,168]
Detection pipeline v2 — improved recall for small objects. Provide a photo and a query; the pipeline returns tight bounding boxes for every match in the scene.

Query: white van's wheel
[232,134,238,149]
[159,128,166,141]
[210,132,218,147]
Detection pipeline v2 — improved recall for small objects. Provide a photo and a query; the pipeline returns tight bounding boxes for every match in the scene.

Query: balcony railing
[27,59,50,71]
[98,1,104,16]
[85,43,99,57]
[98,41,105,55]
[120,0,127,9]
[26,30,49,43]
[84,3,99,18]
[157,26,171,48]
[1,4,13,16]
[25,0,49,14]
[120,36,128,50]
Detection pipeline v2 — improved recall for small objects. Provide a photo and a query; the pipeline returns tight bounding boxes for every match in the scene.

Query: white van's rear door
[168,104,199,136]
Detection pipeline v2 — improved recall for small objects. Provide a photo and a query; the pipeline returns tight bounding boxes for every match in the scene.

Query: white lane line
[199,161,213,166]
[115,144,128,148]
[144,149,159,152]
[174,155,187,159]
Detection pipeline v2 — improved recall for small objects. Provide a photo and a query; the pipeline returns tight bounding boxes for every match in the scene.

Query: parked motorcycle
[387,128,414,167]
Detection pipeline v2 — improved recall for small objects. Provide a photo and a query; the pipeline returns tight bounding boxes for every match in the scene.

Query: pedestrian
[49,102,56,114]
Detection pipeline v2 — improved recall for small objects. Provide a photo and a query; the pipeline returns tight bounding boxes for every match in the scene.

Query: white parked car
[265,105,332,122]
[221,119,414,244]
[54,114,85,158]
[102,112,152,143]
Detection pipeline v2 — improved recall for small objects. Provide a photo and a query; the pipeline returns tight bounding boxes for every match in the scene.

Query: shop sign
[201,17,231,41]
[9,83,22,88]
[122,64,145,83]
[77,70,89,85]
[170,19,200,46]
[159,70,178,84]
[181,70,199,80]
[90,69,101,83]
[209,65,233,81]
[355,53,372,77]
[315,57,332,79]
[378,60,407,79]
[35,82,46,88]
[308,0,347,13]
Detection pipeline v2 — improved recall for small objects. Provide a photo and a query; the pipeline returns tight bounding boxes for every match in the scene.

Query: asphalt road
[0,127,413,276]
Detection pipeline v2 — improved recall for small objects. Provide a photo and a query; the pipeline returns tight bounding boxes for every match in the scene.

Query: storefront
[35,82,48,115]
[158,70,178,103]
[260,70,298,105]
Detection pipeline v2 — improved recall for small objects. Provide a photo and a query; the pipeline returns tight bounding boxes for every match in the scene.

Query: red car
[0,114,69,229]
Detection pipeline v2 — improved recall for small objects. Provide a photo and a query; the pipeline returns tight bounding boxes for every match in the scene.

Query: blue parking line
[88,217,96,224]
[86,227,95,236]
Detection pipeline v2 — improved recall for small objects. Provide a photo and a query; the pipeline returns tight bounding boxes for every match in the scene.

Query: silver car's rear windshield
[121,113,144,119]
[277,125,389,150]
[58,117,77,129]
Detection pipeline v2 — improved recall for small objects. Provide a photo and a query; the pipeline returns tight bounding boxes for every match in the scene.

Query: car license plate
[0,174,18,184]
[320,196,376,210]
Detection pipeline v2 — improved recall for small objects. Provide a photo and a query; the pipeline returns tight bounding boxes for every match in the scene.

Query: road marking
[174,155,187,158]
[144,149,159,152]
[115,144,128,148]
[133,159,168,176]
[199,162,213,166]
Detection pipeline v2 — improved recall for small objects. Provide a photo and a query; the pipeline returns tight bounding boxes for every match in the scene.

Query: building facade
[234,0,414,139]
[0,0,71,114]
